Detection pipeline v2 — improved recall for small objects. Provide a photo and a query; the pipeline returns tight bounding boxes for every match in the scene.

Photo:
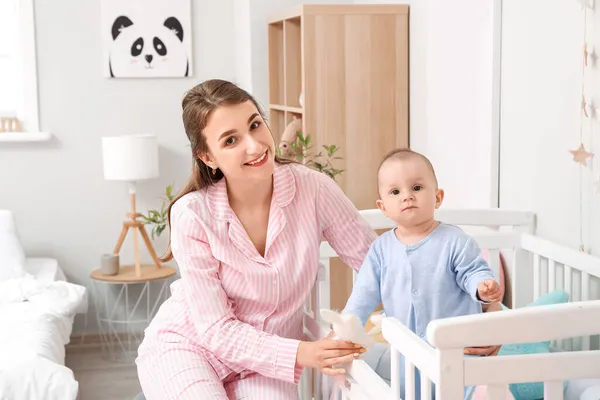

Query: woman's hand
[296,332,365,376]
[464,302,502,356]
[464,345,500,356]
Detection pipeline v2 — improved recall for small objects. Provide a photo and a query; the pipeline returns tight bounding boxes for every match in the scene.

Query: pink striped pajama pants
[136,339,298,400]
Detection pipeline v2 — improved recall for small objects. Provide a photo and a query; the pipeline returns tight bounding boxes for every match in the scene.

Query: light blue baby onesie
[343,222,496,400]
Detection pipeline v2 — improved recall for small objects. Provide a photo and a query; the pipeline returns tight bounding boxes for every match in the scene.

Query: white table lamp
[102,134,161,278]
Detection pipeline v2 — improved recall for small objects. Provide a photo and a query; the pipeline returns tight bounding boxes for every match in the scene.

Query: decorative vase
[100,253,119,275]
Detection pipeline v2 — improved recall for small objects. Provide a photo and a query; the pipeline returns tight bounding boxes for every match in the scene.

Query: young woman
[135,79,377,399]
[135,79,501,399]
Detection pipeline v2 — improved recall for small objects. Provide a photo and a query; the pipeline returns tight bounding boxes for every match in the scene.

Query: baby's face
[376,157,443,228]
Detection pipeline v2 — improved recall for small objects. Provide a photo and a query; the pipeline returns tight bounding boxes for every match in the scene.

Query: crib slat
[436,349,465,400]
[582,272,591,350]
[487,384,510,400]
[421,376,432,400]
[317,260,331,312]
[488,249,500,279]
[563,266,573,351]
[582,271,590,301]
[548,259,558,349]
[533,253,541,300]
[391,347,401,399]
[306,283,314,316]
[564,265,572,294]
[548,259,556,292]
[298,369,311,400]
[405,361,415,400]
[544,381,564,400]
[322,367,333,399]
[313,369,322,400]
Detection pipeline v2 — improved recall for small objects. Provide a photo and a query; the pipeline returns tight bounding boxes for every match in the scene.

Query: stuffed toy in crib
[320,309,383,350]
[320,309,388,396]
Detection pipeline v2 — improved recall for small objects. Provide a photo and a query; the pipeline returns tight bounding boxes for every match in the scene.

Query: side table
[89,264,177,363]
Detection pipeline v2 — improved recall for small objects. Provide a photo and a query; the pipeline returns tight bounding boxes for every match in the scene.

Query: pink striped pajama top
[138,163,378,386]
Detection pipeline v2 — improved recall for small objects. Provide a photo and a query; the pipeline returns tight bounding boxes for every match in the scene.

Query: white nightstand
[89,264,176,362]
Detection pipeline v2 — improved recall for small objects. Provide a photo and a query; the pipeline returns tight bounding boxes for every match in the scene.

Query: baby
[342,148,501,399]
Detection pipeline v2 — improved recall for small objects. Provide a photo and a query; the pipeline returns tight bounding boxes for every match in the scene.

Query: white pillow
[565,379,600,400]
[581,384,600,400]
[0,210,27,282]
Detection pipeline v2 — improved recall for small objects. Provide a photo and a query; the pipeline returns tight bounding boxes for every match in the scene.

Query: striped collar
[205,163,296,222]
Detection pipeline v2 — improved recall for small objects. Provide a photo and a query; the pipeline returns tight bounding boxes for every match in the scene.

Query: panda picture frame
[101,0,192,78]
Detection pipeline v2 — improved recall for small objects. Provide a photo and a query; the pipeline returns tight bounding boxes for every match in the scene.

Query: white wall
[499,0,597,252]
[354,0,499,209]
[0,0,236,333]
[234,0,253,92]
[424,0,498,209]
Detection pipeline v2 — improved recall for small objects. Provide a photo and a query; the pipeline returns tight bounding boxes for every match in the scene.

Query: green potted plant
[140,184,176,240]
[277,131,344,181]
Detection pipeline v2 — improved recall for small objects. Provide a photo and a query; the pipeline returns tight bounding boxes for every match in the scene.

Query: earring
[212,168,217,175]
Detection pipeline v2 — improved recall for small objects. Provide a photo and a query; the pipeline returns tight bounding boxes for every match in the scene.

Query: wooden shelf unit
[267,16,304,140]
[268,4,410,311]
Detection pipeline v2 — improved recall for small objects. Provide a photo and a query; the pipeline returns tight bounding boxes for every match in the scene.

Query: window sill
[0,132,52,142]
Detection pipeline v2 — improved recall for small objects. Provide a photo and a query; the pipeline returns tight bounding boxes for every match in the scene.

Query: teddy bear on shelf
[278,117,303,158]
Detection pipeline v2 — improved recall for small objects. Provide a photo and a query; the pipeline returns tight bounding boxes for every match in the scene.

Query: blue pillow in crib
[497,290,569,400]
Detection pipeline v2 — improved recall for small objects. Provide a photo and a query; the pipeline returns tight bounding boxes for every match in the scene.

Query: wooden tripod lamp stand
[102,134,161,278]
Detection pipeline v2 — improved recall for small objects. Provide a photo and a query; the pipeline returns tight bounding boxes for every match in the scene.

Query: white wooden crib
[299,208,600,400]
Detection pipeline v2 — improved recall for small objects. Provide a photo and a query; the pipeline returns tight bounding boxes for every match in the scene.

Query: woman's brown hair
[159,79,295,262]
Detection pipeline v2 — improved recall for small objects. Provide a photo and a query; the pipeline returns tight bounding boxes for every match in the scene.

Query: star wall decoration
[569,143,594,166]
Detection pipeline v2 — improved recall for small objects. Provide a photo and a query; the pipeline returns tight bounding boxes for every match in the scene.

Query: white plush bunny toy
[319,309,384,350]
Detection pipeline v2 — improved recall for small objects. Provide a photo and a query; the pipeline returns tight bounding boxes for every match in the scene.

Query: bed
[299,208,600,400]
[0,210,87,400]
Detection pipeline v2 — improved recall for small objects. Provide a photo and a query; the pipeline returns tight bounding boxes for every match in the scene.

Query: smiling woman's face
[199,100,276,182]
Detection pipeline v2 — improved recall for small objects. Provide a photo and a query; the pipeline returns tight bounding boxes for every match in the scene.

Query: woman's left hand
[464,345,500,356]
[465,301,503,356]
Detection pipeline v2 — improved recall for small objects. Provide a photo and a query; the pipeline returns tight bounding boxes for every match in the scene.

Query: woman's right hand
[296,333,365,376]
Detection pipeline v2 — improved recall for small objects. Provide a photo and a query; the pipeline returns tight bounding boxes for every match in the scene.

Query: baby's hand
[477,279,502,303]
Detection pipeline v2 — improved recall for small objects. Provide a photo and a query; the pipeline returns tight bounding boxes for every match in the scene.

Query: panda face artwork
[108,15,189,78]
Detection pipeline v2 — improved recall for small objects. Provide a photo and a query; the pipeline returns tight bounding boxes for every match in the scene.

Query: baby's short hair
[378,148,438,188]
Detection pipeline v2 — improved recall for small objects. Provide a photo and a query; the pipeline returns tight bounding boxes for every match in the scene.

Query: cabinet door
[303,11,409,310]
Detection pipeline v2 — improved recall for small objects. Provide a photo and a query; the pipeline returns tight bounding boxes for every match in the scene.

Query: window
[0,0,41,134]
[0,1,19,114]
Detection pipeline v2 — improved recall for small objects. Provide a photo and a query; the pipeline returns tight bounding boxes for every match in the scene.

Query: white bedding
[0,272,87,400]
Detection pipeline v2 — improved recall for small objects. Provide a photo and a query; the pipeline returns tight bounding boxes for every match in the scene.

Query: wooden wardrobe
[267,4,410,311]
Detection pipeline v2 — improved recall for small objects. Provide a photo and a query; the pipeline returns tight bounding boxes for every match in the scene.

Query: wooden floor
[65,347,141,400]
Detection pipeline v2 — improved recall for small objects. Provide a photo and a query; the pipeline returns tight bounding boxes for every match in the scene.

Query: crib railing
[382,300,600,400]
[300,208,538,400]
[518,233,600,351]
[317,209,535,311]
[403,299,600,400]
[376,231,600,400]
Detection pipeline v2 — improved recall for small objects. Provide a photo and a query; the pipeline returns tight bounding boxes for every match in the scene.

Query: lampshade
[101,134,159,181]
